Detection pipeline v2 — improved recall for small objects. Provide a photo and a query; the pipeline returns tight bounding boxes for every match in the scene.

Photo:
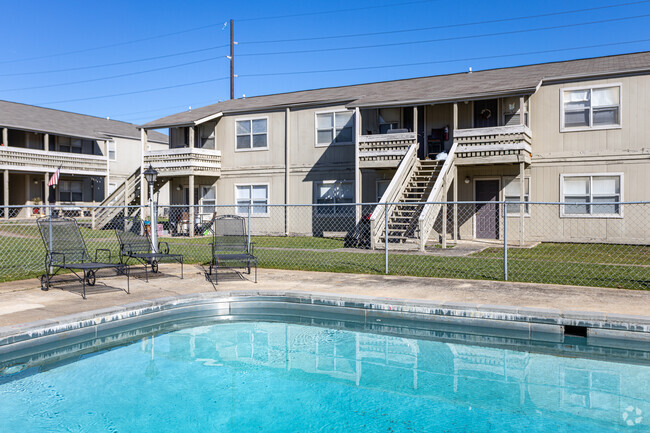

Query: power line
[0,44,229,77]
[238,39,650,78]
[237,0,437,22]
[240,0,650,45]
[38,76,230,105]
[0,54,227,92]
[239,13,650,57]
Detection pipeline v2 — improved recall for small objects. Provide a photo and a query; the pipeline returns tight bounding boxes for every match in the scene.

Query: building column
[3,170,8,219]
[140,129,147,220]
[519,96,526,126]
[44,172,49,216]
[189,126,195,148]
[2,128,8,147]
[284,107,291,235]
[519,161,525,246]
[453,102,459,130]
[188,175,195,237]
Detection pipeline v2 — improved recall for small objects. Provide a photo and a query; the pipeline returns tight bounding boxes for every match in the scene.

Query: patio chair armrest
[49,252,65,266]
[95,248,112,262]
[158,241,170,254]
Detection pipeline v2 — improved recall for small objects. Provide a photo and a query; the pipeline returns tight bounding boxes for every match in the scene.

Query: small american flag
[48,166,61,187]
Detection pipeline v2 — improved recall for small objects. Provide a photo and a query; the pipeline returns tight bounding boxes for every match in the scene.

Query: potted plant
[32,197,42,214]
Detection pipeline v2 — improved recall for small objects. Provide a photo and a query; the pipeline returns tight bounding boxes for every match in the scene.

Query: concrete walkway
[0,264,648,327]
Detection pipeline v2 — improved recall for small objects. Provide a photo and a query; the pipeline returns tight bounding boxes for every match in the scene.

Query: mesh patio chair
[37,216,129,299]
[207,215,257,284]
[115,217,183,281]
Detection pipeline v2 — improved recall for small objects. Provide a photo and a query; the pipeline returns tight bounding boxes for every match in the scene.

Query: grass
[0,228,647,290]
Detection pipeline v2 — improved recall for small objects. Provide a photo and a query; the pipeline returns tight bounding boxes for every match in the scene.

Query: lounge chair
[207,215,257,284]
[115,217,183,281]
[37,216,129,299]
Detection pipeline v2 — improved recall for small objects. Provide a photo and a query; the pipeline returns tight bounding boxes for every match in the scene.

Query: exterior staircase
[94,168,141,229]
[379,160,442,245]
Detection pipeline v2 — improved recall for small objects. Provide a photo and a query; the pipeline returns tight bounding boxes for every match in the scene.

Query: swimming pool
[1,317,649,432]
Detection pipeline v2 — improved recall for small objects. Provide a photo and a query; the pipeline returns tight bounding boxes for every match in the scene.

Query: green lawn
[0,229,647,290]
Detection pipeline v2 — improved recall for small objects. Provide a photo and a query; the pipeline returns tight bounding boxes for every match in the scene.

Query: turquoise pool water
[1,322,649,432]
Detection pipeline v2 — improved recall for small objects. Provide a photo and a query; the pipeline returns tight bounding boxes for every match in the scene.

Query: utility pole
[230,19,234,100]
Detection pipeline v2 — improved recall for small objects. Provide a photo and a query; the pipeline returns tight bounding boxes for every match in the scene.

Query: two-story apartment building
[139,52,650,245]
[0,100,168,218]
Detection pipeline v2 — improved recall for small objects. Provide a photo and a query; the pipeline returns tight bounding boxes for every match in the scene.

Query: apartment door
[473,99,498,128]
[475,179,500,239]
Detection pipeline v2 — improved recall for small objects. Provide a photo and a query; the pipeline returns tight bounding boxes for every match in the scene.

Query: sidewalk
[0,264,648,327]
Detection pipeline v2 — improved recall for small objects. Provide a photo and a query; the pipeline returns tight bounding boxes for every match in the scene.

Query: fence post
[503,202,508,281]
[384,202,388,274]
[248,202,252,252]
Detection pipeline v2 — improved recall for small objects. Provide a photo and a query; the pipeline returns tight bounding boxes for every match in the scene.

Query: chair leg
[82,272,86,300]
[126,266,130,294]
[255,262,257,283]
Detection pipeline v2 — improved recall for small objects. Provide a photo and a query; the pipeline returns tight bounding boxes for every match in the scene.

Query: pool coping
[1,290,649,357]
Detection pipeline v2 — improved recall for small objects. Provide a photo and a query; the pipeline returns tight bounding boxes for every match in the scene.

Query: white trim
[559,172,624,219]
[314,109,355,148]
[473,177,501,240]
[559,83,622,132]
[234,182,270,218]
[194,112,223,125]
[234,116,269,152]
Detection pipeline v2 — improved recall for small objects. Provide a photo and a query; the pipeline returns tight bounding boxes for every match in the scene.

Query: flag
[48,166,61,188]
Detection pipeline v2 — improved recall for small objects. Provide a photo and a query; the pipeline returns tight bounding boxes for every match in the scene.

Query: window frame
[560,173,624,218]
[234,183,270,217]
[315,180,354,215]
[376,179,391,203]
[59,180,83,203]
[560,83,622,132]
[314,109,355,148]
[234,117,269,152]
[503,176,531,217]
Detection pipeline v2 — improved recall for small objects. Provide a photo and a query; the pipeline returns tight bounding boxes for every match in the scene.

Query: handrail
[369,143,418,248]
[417,141,458,251]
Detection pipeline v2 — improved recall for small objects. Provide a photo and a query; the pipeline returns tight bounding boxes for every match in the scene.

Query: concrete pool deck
[0,264,648,330]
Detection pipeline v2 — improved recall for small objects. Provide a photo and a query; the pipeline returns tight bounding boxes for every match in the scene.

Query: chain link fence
[0,202,648,290]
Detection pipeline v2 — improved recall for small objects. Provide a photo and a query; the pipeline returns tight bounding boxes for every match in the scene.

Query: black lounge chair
[36,216,129,299]
[207,215,257,284]
[115,217,183,281]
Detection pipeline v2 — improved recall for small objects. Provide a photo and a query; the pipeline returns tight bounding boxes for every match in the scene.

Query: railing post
[248,202,252,252]
[384,202,389,274]
[442,176,447,249]
[503,202,508,281]
[91,202,96,230]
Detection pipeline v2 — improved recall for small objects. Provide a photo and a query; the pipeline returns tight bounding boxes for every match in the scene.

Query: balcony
[358,132,417,168]
[144,147,221,177]
[454,125,532,165]
[0,146,107,175]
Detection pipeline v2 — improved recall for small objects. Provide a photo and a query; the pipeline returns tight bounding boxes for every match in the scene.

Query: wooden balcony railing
[454,125,532,163]
[144,147,221,177]
[359,132,417,168]
[0,146,107,175]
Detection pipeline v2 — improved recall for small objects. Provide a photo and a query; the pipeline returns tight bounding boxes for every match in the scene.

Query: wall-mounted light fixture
[176,185,181,191]
[464,176,471,184]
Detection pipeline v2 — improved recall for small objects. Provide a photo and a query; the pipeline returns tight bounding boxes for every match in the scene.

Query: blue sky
[2,0,650,125]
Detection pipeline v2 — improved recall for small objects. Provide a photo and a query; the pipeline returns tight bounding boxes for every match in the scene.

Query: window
[376,180,391,202]
[59,180,83,202]
[108,141,116,161]
[561,85,621,130]
[316,181,353,214]
[71,139,83,154]
[503,176,530,215]
[316,111,354,146]
[561,174,622,217]
[57,136,71,153]
[236,118,267,150]
[236,185,268,215]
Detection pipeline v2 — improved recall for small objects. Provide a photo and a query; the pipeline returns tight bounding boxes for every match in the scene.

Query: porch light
[143,164,158,185]
[464,176,471,184]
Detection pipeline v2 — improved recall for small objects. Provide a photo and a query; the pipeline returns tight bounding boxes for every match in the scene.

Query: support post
[43,133,49,152]
[124,177,129,219]
[453,102,458,130]
[247,203,252,252]
[4,169,9,219]
[230,19,234,100]
[188,175,195,237]
[140,129,147,221]
[149,182,157,253]
[354,107,361,228]
[453,166,458,242]
[44,172,49,216]
[442,178,447,249]
[284,107,291,236]
[503,203,508,280]
[519,96,525,126]
[519,161,525,246]
[1,128,7,146]
[189,126,195,148]
[384,202,388,274]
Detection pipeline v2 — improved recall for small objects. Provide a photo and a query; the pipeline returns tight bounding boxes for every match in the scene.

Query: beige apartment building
[137,52,649,246]
[0,101,168,219]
